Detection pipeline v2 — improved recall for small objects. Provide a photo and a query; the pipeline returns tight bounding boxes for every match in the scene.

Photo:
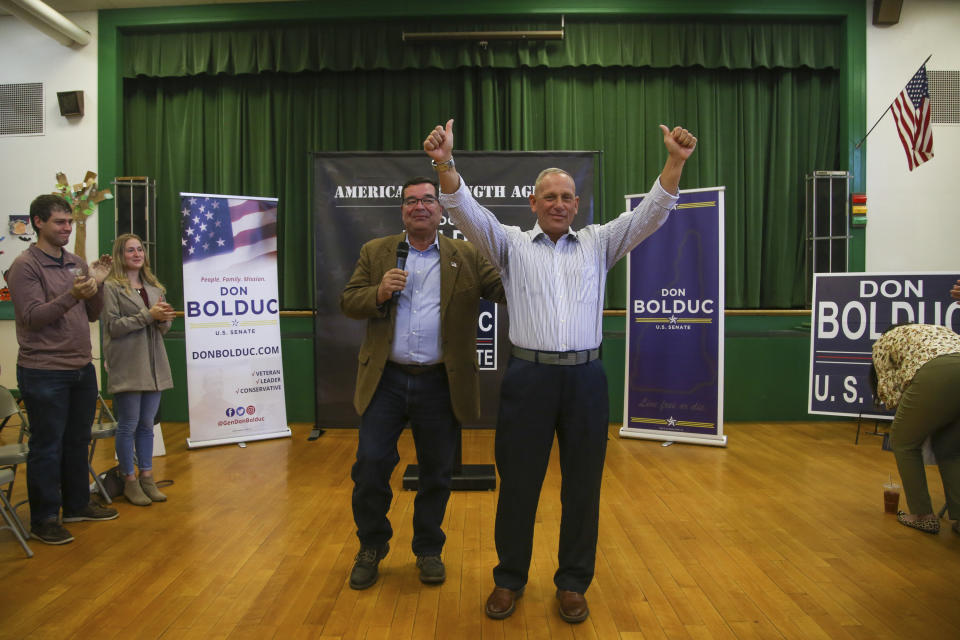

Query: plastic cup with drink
[883,474,901,514]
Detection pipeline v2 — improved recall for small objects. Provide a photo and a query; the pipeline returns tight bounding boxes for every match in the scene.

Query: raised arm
[657,124,697,195]
[597,125,697,267]
[423,119,510,269]
[423,118,461,195]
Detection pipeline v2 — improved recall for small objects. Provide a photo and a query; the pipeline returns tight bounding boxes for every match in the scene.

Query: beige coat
[340,233,503,423]
[101,279,174,394]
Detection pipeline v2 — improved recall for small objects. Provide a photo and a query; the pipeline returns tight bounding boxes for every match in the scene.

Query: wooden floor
[0,420,958,639]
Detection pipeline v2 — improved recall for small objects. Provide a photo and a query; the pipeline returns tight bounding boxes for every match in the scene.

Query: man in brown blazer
[340,176,503,590]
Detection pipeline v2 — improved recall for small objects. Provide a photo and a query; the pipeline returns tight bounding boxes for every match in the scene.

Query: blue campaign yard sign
[809,272,960,418]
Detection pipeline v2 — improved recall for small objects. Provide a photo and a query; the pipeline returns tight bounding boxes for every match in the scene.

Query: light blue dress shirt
[390,234,442,364]
[440,178,678,352]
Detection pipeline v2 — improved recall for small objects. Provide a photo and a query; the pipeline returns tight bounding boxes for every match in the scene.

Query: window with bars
[805,171,851,306]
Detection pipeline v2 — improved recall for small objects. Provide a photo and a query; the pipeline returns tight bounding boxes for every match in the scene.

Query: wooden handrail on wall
[602,309,810,317]
[172,309,810,318]
[171,309,810,318]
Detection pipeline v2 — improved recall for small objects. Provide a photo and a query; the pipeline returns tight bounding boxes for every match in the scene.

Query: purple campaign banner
[809,272,960,418]
[621,187,726,447]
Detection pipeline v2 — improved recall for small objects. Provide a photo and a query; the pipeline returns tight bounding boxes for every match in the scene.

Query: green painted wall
[154,313,816,424]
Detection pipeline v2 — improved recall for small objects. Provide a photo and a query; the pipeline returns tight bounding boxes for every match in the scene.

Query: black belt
[511,346,600,366]
[387,361,444,375]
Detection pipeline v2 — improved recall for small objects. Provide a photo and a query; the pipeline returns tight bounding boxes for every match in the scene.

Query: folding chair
[0,386,29,510]
[0,386,31,558]
[0,468,32,557]
[88,393,118,503]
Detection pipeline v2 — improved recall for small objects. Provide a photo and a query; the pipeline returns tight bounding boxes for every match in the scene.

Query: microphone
[392,241,409,299]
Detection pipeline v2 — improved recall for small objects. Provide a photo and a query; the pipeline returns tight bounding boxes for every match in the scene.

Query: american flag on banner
[180,194,278,270]
[890,65,934,171]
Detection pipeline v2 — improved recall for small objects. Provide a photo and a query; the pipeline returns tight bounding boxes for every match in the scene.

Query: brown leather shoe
[557,589,589,623]
[485,586,523,619]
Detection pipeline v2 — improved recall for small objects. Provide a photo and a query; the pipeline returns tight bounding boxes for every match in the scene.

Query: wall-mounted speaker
[56,90,84,117]
[873,0,903,26]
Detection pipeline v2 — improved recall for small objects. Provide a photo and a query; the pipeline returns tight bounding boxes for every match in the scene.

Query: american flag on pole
[180,194,278,270]
[890,65,934,171]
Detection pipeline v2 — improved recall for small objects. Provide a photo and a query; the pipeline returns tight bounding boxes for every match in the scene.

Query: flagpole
[854,54,932,150]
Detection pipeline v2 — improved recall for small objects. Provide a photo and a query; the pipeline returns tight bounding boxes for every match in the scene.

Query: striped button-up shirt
[440,178,678,351]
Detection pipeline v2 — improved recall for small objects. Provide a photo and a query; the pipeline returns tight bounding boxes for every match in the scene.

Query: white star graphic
[205,212,214,220]
[188,246,195,254]
[211,200,220,209]
[199,223,207,232]
[189,197,197,205]
[186,228,194,237]
[217,238,226,247]
[666,416,677,427]
[181,238,187,246]
[181,207,190,217]
[669,315,678,324]
[192,215,200,225]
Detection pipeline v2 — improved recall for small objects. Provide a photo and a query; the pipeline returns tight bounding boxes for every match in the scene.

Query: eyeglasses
[402,196,438,207]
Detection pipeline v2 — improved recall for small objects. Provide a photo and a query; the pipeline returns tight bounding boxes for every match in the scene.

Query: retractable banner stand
[312,151,598,427]
[809,272,960,418]
[621,187,726,446]
[180,193,291,448]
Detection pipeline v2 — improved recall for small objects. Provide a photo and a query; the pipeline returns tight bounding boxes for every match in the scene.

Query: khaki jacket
[340,233,504,423]
[101,279,174,394]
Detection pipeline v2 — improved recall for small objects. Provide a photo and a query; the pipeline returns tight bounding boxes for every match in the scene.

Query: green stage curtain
[124,65,839,309]
[120,19,842,78]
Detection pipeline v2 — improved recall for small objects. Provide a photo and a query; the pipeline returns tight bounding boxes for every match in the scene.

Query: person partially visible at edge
[339,176,504,590]
[423,118,697,623]
[870,322,960,536]
[7,194,119,545]
[101,233,175,507]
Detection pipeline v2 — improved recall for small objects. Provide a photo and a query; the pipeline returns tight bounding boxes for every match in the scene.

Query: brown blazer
[340,233,504,423]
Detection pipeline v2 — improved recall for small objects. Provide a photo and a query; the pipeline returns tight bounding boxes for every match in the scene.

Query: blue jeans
[351,363,459,556]
[114,391,161,476]
[17,363,98,524]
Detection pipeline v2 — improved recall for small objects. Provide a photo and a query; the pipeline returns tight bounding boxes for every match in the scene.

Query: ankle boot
[124,478,151,506]
[139,476,167,502]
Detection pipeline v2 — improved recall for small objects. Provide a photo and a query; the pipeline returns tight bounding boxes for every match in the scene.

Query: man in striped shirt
[423,119,697,623]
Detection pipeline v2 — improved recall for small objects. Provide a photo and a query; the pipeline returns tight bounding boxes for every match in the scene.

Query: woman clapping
[101,234,174,506]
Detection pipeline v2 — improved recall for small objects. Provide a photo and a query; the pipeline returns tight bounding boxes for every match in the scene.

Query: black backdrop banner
[312,151,599,427]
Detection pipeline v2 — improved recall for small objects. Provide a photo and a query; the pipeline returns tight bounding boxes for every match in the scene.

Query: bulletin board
[0,213,35,312]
